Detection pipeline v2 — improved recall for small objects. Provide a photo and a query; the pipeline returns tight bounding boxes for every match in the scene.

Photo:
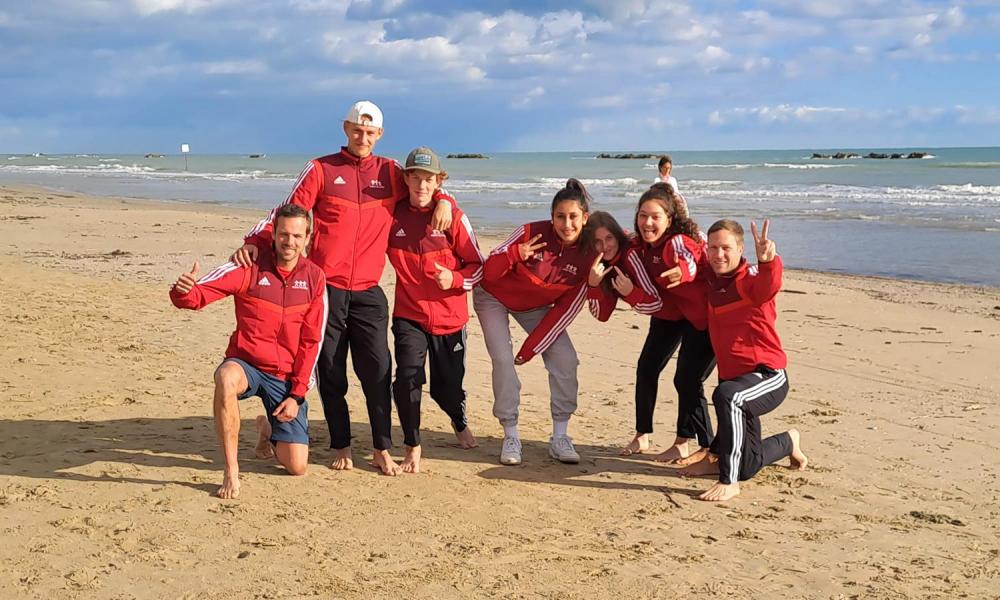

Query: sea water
[2,148,998,286]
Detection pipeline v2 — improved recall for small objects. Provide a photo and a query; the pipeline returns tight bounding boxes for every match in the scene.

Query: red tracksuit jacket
[587,240,683,322]
[706,256,787,380]
[482,221,596,363]
[387,200,484,335]
[641,233,710,330]
[243,148,454,291]
[169,251,327,398]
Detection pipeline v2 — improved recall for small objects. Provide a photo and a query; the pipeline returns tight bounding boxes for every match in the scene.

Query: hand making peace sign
[517,233,547,262]
[751,219,776,263]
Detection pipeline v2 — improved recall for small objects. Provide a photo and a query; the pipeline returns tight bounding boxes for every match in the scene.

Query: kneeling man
[681,219,807,502]
[170,204,326,498]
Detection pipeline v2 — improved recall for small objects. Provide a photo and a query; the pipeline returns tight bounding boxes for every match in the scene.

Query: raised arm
[740,220,783,304]
[169,260,248,310]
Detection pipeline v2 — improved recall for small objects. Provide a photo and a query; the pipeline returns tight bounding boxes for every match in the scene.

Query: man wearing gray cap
[233,101,455,475]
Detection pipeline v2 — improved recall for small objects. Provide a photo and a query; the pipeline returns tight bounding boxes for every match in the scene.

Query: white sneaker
[500,436,522,465]
[549,435,580,464]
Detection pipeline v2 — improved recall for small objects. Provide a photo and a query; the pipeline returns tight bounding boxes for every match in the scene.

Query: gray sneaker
[549,435,580,464]
[500,436,522,465]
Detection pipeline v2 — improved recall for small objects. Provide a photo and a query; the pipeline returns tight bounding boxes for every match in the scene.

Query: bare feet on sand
[788,429,808,470]
[678,453,720,477]
[652,437,692,463]
[454,426,478,449]
[674,447,709,467]
[330,448,354,471]
[371,449,402,476]
[401,445,422,473]
[217,468,241,499]
[620,433,650,456]
[254,415,275,459]
[699,481,741,502]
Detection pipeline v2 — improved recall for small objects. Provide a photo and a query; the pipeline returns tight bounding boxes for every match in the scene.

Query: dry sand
[1,184,999,599]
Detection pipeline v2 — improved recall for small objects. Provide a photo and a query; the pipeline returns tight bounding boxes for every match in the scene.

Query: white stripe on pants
[473,287,579,426]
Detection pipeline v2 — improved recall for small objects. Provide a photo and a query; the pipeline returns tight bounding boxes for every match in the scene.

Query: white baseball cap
[345,100,383,129]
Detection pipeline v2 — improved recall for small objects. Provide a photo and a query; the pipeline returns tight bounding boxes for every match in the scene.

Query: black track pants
[316,285,393,450]
[391,317,469,447]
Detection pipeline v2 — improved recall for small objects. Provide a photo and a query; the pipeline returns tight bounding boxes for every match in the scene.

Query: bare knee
[284,461,308,476]
[214,362,246,397]
[275,443,308,476]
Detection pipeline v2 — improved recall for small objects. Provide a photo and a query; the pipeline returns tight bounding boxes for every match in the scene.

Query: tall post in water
[181,143,190,171]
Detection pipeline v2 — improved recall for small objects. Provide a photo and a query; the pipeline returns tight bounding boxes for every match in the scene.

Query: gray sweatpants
[473,287,579,426]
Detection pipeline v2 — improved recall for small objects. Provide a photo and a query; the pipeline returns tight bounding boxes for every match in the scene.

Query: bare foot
[453,426,478,449]
[216,468,241,499]
[652,437,692,463]
[330,447,354,471]
[620,433,650,456]
[370,449,402,476]
[788,429,808,470]
[254,416,275,459]
[678,453,720,477]
[674,447,709,467]
[699,481,741,502]
[400,445,422,473]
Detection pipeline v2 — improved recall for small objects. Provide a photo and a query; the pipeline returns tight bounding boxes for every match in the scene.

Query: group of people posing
[170,100,807,503]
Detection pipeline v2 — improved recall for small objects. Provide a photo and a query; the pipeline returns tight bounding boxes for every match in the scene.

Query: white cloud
[510,86,545,110]
[130,0,230,16]
[201,60,267,75]
[582,95,626,109]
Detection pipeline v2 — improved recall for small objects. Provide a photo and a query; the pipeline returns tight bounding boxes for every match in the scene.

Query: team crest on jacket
[369,179,385,189]
[652,256,661,264]
[293,280,309,290]
[430,230,446,238]
[562,264,578,275]
[258,276,271,286]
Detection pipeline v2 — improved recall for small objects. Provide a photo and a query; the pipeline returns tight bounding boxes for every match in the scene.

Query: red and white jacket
[169,250,327,398]
[387,199,484,335]
[644,233,710,331]
[587,240,683,322]
[706,256,787,380]
[243,148,453,291]
[482,221,596,363]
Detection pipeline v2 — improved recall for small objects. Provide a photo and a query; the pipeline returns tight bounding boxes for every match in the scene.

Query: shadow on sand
[0,416,702,497]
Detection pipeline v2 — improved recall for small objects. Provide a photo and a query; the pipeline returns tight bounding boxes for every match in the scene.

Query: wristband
[291,395,305,406]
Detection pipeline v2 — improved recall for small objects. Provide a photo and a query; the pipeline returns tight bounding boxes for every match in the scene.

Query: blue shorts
[221,358,310,445]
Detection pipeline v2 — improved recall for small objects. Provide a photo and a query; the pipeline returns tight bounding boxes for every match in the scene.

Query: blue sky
[1,0,998,153]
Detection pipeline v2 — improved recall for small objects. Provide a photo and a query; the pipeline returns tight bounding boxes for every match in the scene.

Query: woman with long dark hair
[474,179,598,466]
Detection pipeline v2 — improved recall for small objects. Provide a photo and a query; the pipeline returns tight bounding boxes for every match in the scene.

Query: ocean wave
[934,183,1000,195]
[0,163,289,181]
[538,177,641,186]
[687,179,740,186]
[763,163,852,169]
[506,201,547,208]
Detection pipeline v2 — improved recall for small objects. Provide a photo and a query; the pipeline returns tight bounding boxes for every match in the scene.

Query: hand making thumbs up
[751,219,776,263]
[432,262,454,290]
[173,261,200,294]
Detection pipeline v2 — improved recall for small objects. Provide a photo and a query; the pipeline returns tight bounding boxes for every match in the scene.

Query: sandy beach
[1,183,999,599]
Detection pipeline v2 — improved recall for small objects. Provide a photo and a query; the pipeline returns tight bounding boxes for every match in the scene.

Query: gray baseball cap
[404,146,442,174]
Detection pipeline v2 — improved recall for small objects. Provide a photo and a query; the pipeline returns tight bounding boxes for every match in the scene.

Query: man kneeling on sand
[679,218,807,501]
[170,204,326,498]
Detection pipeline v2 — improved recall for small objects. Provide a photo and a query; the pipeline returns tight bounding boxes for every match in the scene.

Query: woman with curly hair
[616,183,717,462]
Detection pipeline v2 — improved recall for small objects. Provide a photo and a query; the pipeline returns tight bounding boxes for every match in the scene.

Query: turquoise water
[2,148,999,285]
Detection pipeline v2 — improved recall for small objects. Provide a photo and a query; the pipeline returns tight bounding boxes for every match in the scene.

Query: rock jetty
[446,153,489,159]
[811,151,931,160]
[596,153,659,159]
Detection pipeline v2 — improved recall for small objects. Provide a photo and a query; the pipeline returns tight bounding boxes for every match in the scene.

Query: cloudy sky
[1,0,998,153]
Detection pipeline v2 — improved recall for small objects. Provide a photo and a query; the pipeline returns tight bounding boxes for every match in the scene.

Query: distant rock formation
[811,152,861,159]
[249,154,266,159]
[596,153,658,159]
[812,151,931,160]
[446,153,489,159]
[144,153,164,158]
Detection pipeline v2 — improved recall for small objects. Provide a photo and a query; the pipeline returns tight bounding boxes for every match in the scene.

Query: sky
[1,0,999,154]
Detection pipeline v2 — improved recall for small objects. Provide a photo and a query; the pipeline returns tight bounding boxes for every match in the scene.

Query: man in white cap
[232,100,455,475]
